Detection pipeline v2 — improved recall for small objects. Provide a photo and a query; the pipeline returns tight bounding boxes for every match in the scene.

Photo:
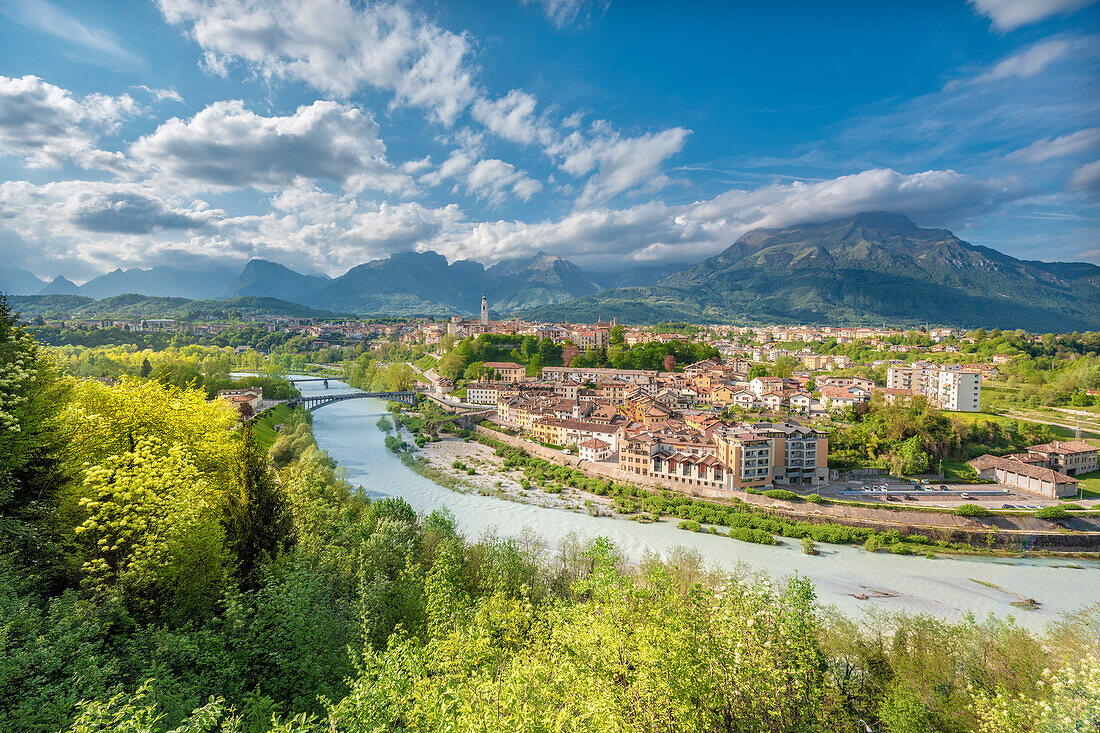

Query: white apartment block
[887,363,980,412]
[465,382,501,405]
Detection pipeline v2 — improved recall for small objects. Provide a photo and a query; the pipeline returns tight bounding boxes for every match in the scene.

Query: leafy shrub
[805,493,825,504]
[763,489,799,500]
[678,520,701,532]
[1035,505,1068,520]
[729,527,778,545]
[1061,503,1084,510]
[954,504,991,517]
[801,536,819,555]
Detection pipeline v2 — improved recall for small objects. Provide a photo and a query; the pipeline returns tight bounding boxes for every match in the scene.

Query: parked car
[940,485,949,490]
[961,493,971,499]
[562,449,572,455]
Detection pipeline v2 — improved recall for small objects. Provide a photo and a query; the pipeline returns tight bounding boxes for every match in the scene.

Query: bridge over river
[290,391,419,410]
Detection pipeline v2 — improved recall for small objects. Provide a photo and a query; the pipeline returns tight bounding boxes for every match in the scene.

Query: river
[291,377,1100,629]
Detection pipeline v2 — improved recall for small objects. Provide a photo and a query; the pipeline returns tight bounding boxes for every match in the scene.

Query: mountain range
[525,212,1100,331]
[4,212,1099,330]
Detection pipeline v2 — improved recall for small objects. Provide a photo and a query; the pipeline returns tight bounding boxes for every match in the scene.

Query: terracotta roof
[534,416,621,433]
[1026,441,1097,455]
[578,438,610,449]
[968,455,1078,484]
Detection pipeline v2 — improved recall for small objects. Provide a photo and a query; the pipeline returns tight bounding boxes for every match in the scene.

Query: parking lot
[814,479,1089,509]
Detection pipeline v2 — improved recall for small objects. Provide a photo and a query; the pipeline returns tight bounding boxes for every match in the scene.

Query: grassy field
[949,410,1100,443]
[253,403,294,451]
[1076,469,1100,500]
[940,460,981,483]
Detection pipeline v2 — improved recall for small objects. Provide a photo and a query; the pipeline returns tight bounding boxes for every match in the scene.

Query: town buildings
[887,363,981,412]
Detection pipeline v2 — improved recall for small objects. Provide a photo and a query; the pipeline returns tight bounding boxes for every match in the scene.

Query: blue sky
[0,0,1097,282]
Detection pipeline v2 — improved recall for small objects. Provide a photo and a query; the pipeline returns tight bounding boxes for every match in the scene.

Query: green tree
[0,293,70,587]
[138,358,151,378]
[223,427,294,589]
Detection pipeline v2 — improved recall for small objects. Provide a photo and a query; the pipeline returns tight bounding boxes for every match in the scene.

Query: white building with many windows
[887,363,981,412]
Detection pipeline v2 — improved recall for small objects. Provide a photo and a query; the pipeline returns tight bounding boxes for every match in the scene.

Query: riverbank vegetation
[466,433,1007,554]
[3,296,1099,732]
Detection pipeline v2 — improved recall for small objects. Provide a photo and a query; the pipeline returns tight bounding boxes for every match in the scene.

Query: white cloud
[155,1,690,204]
[551,123,691,206]
[687,168,1016,235]
[521,0,611,29]
[969,38,1075,84]
[131,99,414,194]
[0,179,223,279]
[0,75,139,169]
[420,132,541,204]
[401,155,433,174]
[472,90,552,145]
[157,0,478,125]
[969,0,1097,31]
[4,165,1022,277]
[1007,127,1100,162]
[2,0,143,68]
[135,85,184,103]
[188,191,466,274]
[431,167,1020,269]
[1069,159,1100,191]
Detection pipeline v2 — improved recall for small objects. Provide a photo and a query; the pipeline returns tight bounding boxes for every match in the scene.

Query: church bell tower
[480,293,489,325]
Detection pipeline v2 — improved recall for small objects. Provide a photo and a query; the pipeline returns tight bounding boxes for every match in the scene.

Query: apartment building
[928,369,981,411]
[887,363,981,412]
[715,431,773,491]
[464,382,501,405]
[530,417,624,452]
[541,366,658,383]
[747,422,829,487]
[619,431,726,491]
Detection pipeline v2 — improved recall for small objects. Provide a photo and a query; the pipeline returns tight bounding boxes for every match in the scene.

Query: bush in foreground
[1035,505,1069,520]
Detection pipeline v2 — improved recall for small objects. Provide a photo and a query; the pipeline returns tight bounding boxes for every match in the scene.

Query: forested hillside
[1,294,1098,732]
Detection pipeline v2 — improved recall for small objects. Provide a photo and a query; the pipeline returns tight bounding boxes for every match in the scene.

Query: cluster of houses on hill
[467,360,823,415]
[457,358,832,496]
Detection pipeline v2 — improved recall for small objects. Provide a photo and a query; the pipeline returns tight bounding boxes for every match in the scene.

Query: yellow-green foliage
[59,378,239,618]
[63,376,239,483]
[74,436,225,620]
